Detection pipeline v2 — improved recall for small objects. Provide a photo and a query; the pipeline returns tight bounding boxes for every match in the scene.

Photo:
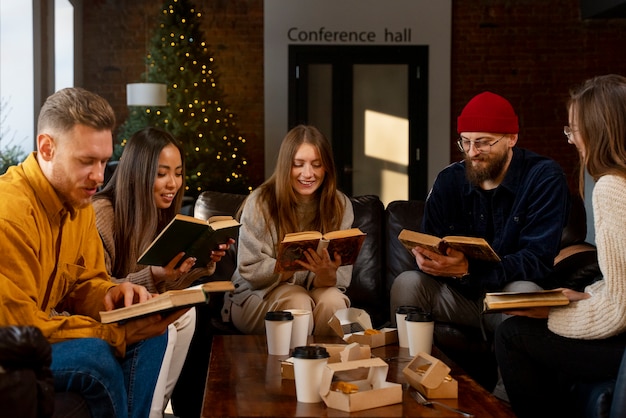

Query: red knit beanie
[457,92,519,134]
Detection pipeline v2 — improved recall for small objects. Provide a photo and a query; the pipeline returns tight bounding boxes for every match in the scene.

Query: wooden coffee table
[201,334,515,417]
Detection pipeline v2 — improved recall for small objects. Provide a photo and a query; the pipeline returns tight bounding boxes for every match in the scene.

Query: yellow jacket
[0,153,127,356]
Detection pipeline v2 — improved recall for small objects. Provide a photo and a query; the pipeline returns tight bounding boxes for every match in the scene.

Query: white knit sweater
[548,174,626,339]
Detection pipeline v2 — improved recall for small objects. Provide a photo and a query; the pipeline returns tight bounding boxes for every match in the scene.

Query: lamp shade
[126,83,167,106]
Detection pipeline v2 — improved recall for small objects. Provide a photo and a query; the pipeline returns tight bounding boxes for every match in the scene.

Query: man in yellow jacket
[0,87,186,418]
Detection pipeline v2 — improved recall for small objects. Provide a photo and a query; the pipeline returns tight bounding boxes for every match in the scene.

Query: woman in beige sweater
[495,74,626,418]
[222,125,354,336]
[93,127,232,418]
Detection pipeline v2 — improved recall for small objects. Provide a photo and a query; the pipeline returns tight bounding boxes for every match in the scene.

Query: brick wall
[81,0,626,192]
[81,0,265,187]
[452,0,626,191]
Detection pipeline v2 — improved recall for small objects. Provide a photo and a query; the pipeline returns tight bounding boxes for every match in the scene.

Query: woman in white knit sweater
[92,127,232,418]
[495,74,626,418]
[222,125,354,336]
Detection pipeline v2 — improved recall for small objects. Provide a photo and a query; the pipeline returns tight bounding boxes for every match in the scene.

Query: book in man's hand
[274,228,367,273]
[137,214,241,267]
[482,289,570,313]
[99,281,235,323]
[398,229,501,262]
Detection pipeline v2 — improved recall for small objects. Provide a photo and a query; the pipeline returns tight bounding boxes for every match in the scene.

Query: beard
[465,150,509,185]
[49,164,94,209]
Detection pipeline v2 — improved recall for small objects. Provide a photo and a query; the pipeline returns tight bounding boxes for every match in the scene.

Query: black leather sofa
[0,326,90,418]
[0,191,618,417]
[191,190,599,327]
[187,191,611,400]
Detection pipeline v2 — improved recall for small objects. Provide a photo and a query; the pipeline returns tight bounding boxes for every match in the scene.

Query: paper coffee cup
[292,346,330,403]
[265,311,294,356]
[405,311,434,356]
[395,306,421,348]
[285,309,312,349]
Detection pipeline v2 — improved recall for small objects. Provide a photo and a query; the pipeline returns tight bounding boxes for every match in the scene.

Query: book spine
[316,238,330,256]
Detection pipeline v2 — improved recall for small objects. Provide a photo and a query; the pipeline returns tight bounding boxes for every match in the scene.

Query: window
[0,0,34,155]
[0,0,74,156]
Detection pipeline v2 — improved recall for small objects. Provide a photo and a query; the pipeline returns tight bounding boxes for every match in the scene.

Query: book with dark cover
[274,228,367,273]
[398,229,501,262]
[483,289,569,313]
[137,214,241,267]
[99,281,235,323]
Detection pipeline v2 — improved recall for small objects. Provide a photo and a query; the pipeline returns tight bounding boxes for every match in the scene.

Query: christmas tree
[116,0,250,197]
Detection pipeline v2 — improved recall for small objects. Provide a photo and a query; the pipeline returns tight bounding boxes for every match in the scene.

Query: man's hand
[103,282,152,311]
[103,283,190,345]
[123,308,189,345]
[412,246,469,278]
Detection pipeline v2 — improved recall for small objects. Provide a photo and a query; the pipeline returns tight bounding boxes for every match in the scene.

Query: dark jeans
[51,336,167,418]
[495,316,625,418]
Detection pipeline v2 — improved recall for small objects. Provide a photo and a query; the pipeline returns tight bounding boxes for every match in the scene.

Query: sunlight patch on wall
[364,109,408,165]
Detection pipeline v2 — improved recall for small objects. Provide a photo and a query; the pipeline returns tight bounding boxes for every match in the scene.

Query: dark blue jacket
[421,147,570,298]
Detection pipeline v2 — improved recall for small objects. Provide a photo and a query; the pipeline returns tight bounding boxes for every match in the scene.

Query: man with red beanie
[390,91,569,399]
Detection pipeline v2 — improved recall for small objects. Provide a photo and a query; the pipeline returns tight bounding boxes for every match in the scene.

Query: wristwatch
[453,271,470,281]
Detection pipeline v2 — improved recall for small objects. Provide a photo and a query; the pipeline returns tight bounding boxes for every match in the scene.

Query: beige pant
[149,307,196,418]
[231,284,350,336]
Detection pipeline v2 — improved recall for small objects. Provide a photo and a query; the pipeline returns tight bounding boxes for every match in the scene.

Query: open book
[99,281,235,323]
[482,289,569,313]
[137,214,241,267]
[398,229,501,262]
[274,228,367,273]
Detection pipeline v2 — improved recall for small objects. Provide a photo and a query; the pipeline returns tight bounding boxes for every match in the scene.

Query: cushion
[346,195,386,327]
[385,199,425,291]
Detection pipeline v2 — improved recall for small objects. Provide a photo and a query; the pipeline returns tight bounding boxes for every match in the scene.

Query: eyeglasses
[563,126,577,141]
[456,134,506,154]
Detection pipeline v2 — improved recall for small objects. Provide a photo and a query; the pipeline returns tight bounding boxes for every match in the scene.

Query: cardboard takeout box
[328,308,398,348]
[319,357,403,412]
[403,351,458,399]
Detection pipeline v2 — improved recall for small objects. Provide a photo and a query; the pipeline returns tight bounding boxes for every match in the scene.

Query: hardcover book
[99,281,235,323]
[398,229,501,262]
[274,228,367,273]
[482,289,569,313]
[137,214,241,267]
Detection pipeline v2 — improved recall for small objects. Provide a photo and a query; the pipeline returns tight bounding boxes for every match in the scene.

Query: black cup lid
[265,311,294,321]
[405,311,433,322]
[292,345,330,359]
[396,305,421,314]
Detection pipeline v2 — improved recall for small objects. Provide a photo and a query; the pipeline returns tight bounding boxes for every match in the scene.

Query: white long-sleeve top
[548,174,626,339]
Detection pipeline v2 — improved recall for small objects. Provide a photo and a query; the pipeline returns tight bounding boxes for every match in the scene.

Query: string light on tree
[117,0,250,197]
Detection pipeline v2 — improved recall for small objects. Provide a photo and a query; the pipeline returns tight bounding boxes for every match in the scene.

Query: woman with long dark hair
[93,127,231,417]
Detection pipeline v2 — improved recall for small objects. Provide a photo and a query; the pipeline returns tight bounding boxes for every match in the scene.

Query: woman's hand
[210,238,235,263]
[297,247,341,288]
[504,288,590,318]
[150,252,196,282]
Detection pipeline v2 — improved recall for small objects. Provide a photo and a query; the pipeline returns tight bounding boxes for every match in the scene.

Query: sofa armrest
[346,195,386,327]
[385,199,425,292]
[0,326,55,418]
[193,191,247,283]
